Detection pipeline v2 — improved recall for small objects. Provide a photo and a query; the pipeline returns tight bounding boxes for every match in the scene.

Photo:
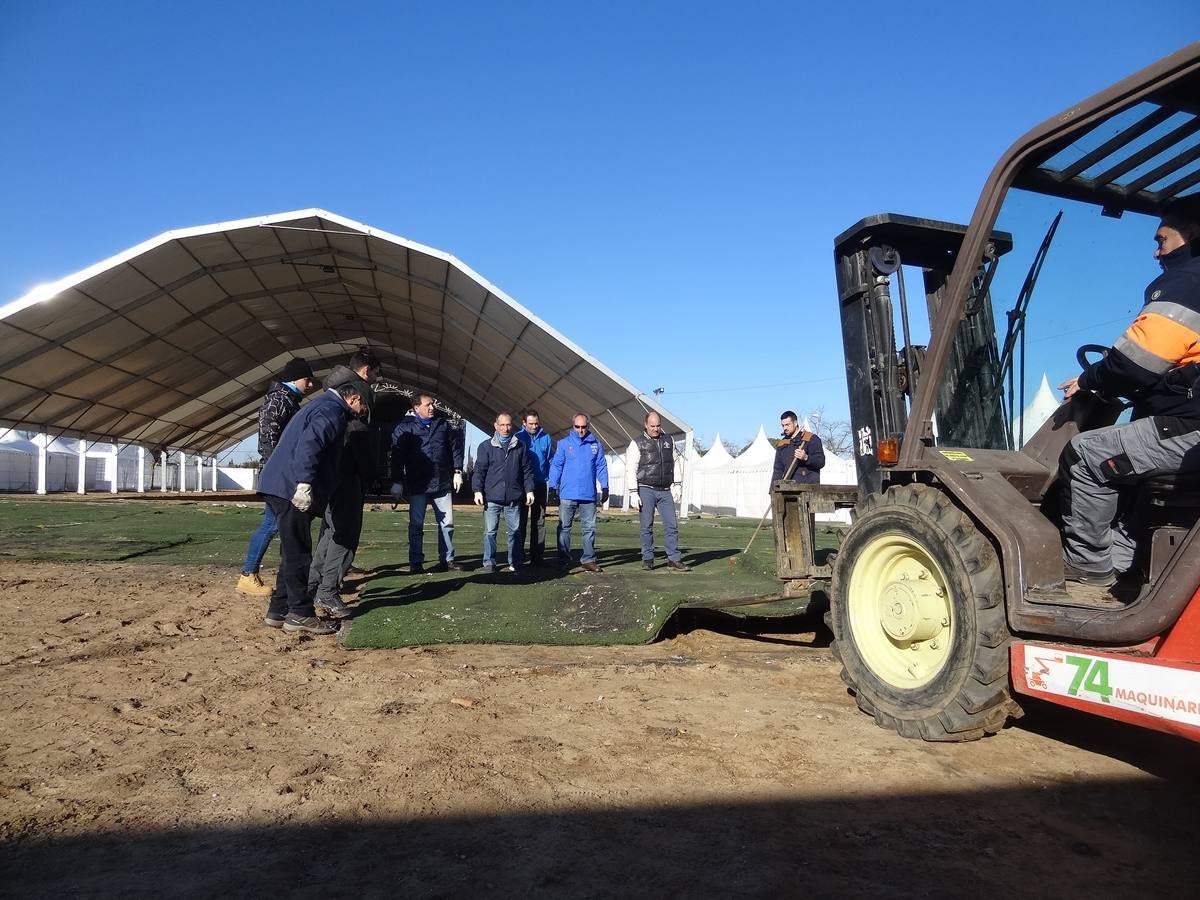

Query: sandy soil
[1,559,1196,898]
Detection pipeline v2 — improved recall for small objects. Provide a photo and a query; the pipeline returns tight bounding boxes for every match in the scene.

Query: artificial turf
[0,498,842,645]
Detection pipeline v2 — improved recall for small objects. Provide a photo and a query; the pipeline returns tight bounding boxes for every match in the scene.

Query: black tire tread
[831,483,1020,742]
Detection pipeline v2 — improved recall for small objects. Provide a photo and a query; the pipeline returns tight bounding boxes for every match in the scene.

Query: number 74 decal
[1064,655,1112,703]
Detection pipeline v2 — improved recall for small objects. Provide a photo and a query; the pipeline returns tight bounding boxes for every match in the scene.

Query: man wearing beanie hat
[235,357,317,595]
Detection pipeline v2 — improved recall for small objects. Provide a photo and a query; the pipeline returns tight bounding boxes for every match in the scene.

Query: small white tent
[1012,373,1059,448]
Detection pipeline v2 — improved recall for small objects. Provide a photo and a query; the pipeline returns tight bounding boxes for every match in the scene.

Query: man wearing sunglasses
[548,414,610,573]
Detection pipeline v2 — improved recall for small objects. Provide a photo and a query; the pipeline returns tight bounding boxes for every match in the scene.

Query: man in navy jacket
[515,409,553,566]
[259,378,370,635]
[772,411,825,485]
[548,413,609,572]
[390,393,466,573]
[472,411,535,572]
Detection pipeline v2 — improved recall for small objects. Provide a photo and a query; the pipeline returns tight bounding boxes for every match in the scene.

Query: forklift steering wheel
[1076,343,1109,370]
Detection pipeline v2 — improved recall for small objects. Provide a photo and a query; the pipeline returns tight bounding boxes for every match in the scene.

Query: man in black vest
[626,412,689,571]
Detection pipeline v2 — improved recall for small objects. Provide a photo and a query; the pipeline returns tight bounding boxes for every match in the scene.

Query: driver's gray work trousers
[1061,416,1200,575]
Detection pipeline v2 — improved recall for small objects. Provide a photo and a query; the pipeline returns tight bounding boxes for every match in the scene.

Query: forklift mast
[833,214,1013,494]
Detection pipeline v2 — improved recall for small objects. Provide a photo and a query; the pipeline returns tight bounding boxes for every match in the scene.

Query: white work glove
[390,482,404,500]
[525,491,535,507]
[671,484,682,502]
[629,492,641,511]
[474,491,484,506]
[291,482,313,512]
[453,472,464,492]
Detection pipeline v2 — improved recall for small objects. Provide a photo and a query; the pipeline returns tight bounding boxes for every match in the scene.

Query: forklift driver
[1058,195,1200,587]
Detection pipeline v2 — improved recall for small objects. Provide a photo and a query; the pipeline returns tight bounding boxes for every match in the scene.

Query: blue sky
[1,2,1194,451]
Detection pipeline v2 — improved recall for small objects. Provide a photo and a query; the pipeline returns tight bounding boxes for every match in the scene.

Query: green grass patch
[0,499,843,645]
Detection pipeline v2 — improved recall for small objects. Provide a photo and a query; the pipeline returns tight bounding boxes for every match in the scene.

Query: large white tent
[0,209,692,493]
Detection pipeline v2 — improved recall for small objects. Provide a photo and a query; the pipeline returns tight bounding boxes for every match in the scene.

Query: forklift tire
[830,483,1018,741]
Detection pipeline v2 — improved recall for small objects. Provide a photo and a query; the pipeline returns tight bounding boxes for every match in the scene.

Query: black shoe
[1063,562,1116,587]
[282,614,339,635]
[410,563,424,575]
[314,596,352,619]
[666,560,691,572]
[642,560,654,571]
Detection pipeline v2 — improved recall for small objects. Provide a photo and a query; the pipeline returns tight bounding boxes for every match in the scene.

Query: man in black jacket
[1058,196,1200,586]
[306,348,381,615]
[772,411,825,485]
[236,358,317,595]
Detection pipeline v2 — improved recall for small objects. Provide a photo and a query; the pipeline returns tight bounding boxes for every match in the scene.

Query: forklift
[774,44,1200,741]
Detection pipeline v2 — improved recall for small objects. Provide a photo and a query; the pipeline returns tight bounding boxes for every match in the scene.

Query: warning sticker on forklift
[1021,644,1200,726]
[937,450,974,461]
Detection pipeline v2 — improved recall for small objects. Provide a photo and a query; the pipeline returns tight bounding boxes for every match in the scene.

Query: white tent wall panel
[686,430,859,522]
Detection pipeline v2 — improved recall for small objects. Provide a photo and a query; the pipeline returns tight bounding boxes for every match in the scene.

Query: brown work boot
[237,572,272,595]
[666,560,691,572]
[580,561,602,573]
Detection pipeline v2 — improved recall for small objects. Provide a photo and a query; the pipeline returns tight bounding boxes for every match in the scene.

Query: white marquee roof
[0,209,689,454]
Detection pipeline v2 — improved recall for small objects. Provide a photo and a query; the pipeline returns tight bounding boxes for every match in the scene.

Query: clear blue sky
[1,2,1194,450]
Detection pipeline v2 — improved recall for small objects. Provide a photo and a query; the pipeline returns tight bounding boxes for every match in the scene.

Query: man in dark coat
[772,410,825,485]
[390,393,465,573]
[306,348,381,615]
[259,378,370,635]
[472,411,535,573]
[236,357,316,595]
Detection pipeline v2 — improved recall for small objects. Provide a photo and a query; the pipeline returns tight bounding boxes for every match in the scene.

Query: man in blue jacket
[515,409,553,567]
[390,393,466,573]
[548,413,609,573]
[472,411,536,573]
[259,378,371,635]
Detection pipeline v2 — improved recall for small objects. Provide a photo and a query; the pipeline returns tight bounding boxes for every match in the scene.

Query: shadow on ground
[2,779,1196,897]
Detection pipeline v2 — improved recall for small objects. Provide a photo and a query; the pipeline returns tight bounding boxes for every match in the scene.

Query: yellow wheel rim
[846,531,954,689]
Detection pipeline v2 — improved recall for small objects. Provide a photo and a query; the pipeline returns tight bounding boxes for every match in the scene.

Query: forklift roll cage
[827,44,1200,646]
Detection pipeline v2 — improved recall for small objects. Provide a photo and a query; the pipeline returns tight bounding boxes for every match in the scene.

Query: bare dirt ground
[1,560,1196,898]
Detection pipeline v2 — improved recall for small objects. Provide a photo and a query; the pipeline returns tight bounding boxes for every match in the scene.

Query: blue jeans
[557,499,597,564]
[639,486,681,562]
[408,492,455,565]
[241,501,279,574]
[483,501,523,568]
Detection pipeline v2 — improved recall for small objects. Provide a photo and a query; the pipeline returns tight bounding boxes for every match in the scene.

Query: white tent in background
[691,433,736,515]
[728,425,779,519]
[682,424,861,522]
[1012,373,1059,448]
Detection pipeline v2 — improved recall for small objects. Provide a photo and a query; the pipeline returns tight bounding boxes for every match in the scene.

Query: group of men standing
[236,350,827,637]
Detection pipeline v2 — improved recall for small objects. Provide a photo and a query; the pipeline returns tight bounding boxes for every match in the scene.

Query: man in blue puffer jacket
[548,413,609,572]
[390,393,466,573]
[515,409,553,566]
[472,411,536,573]
[258,378,371,635]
